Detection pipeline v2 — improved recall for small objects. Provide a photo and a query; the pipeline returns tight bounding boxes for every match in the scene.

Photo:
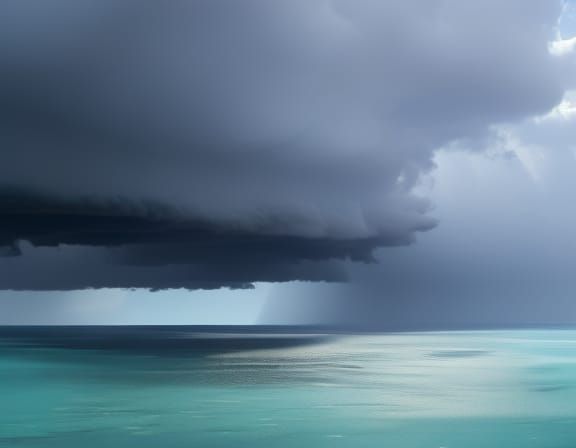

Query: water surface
[1,327,576,447]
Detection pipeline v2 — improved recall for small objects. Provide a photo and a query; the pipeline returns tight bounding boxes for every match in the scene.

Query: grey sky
[263,92,576,328]
[0,286,272,325]
[1,1,576,326]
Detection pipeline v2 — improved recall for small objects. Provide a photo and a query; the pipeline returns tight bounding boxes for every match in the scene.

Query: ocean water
[1,327,576,448]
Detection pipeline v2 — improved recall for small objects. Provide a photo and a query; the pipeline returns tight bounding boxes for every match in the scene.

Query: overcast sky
[1,1,576,326]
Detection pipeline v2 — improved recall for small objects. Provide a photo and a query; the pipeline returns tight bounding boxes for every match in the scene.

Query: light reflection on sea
[1,328,576,447]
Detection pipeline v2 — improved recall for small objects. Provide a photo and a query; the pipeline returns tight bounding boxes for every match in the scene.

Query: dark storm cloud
[0,0,570,289]
[0,189,367,289]
[0,243,347,290]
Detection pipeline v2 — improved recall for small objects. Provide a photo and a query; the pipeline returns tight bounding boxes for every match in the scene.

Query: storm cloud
[0,0,571,289]
[263,89,576,329]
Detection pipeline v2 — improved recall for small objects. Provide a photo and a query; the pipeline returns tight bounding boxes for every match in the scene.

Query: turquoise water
[2,329,576,447]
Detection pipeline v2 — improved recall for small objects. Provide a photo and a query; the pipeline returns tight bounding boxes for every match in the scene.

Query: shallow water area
[1,328,576,447]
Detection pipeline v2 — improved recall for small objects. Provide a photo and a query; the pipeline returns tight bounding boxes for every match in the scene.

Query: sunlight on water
[1,329,576,447]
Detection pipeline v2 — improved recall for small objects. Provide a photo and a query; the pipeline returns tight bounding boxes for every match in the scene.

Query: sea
[1,326,576,448]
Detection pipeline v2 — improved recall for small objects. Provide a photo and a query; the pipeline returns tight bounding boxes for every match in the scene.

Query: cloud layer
[263,89,576,328]
[0,0,570,289]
